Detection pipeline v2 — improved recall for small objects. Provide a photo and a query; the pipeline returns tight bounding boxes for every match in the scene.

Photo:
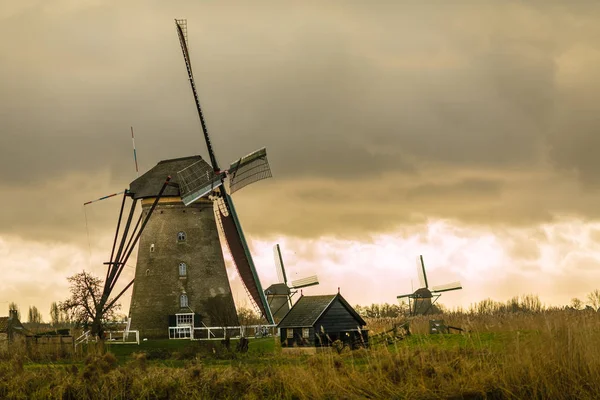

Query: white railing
[167,324,278,340]
[105,330,140,344]
[169,326,193,339]
[74,329,140,347]
[75,330,93,347]
[193,324,277,340]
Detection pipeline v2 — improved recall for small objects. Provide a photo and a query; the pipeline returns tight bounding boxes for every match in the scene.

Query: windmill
[84,19,277,339]
[397,255,462,316]
[264,244,319,320]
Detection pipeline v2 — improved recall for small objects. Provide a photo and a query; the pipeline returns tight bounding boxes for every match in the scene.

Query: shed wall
[315,300,363,334]
[280,327,315,347]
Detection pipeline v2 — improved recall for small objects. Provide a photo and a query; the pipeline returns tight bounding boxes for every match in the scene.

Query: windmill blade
[175,19,220,170]
[177,159,224,206]
[214,192,274,324]
[273,244,288,285]
[417,255,428,288]
[290,275,319,289]
[431,281,462,293]
[227,147,272,194]
[397,293,414,299]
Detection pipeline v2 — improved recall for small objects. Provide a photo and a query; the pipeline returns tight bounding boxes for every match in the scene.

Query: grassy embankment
[1,310,600,399]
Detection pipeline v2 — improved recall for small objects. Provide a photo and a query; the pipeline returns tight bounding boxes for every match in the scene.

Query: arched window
[145,269,150,276]
[179,262,187,276]
[180,294,188,308]
[177,231,186,242]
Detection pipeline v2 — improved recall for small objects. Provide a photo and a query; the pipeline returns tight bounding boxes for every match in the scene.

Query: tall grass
[0,310,599,399]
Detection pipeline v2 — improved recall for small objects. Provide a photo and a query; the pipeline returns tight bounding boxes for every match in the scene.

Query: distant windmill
[397,255,462,316]
[264,244,319,320]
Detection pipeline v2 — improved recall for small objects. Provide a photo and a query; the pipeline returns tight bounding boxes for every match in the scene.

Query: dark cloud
[0,1,600,243]
[405,179,503,201]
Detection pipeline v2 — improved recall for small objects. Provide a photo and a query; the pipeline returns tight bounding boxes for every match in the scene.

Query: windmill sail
[175,19,274,325]
[431,281,462,293]
[175,19,219,170]
[228,148,272,194]
[273,244,287,284]
[290,275,319,289]
[417,255,428,288]
[216,193,274,324]
[178,159,223,206]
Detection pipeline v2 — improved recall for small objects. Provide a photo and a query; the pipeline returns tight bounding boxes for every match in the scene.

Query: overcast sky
[1,0,600,319]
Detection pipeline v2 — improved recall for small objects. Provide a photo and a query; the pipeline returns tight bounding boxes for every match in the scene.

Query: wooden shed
[277,293,368,351]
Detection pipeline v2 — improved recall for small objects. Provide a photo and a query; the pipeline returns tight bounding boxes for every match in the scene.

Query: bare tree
[49,302,60,326]
[587,289,600,310]
[59,271,120,338]
[571,298,583,310]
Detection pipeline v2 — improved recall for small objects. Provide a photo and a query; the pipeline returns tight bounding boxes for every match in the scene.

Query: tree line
[8,301,71,326]
[353,290,600,318]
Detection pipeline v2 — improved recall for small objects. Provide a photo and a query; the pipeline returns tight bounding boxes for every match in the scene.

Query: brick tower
[128,155,239,339]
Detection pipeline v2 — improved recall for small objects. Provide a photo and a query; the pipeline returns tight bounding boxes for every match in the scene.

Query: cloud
[1,1,599,242]
[7,216,600,321]
[1,1,600,316]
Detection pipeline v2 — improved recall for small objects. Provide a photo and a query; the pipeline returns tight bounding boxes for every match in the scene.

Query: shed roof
[277,293,366,328]
[0,315,28,334]
[129,155,211,200]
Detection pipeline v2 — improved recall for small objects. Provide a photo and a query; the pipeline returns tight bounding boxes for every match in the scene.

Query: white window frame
[180,294,188,308]
[179,262,187,276]
[302,328,309,338]
[176,313,193,327]
[177,231,186,242]
[286,329,293,339]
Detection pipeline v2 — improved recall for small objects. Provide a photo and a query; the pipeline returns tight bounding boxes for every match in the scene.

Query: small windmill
[397,255,462,316]
[264,244,319,320]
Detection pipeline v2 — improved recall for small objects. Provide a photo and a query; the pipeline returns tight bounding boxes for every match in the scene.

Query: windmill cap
[129,155,210,200]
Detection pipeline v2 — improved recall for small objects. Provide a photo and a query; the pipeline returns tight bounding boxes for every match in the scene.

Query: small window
[286,329,293,339]
[150,244,155,253]
[180,294,188,308]
[302,328,309,338]
[179,262,187,276]
[145,269,150,276]
[177,231,186,242]
[176,314,193,327]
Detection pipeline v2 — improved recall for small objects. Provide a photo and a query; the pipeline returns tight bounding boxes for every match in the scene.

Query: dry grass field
[1,309,599,399]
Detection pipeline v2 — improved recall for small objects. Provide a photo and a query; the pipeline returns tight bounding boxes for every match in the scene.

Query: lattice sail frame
[290,275,319,289]
[213,193,274,323]
[228,147,272,194]
[431,281,463,293]
[177,160,223,206]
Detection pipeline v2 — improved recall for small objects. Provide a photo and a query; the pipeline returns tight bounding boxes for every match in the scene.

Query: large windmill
[86,19,277,339]
[397,255,462,316]
[264,244,319,320]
